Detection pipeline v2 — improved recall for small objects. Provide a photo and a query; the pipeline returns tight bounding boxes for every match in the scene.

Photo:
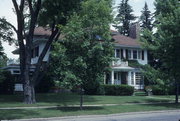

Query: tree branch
[19,0,25,12]
[0,18,17,33]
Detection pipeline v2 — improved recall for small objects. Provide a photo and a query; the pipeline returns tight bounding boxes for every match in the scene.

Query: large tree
[50,0,113,96]
[0,0,81,104]
[114,0,136,36]
[152,0,180,103]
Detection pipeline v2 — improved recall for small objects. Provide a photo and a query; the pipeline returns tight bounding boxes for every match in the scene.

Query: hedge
[101,84,134,96]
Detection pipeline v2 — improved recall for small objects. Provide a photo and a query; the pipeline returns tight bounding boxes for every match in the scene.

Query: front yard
[0,93,179,120]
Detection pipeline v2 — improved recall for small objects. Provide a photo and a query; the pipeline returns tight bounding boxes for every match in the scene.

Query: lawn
[0,93,179,120]
[0,93,176,107]
[1,103,180,120]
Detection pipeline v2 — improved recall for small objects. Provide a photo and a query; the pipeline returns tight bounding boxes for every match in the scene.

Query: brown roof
[112,34,141,48]
[34,27,51,36]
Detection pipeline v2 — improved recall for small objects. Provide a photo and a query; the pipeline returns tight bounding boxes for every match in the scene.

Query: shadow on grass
[0,109,39,120]
[0,93,98,106]
[142,103,180,109]
[126,96,172,104]
[51,106,104,112]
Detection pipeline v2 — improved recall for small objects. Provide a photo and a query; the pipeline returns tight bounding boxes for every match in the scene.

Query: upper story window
[31,46,39,58]
[138,51,142,59]
[115,49,120,58]
[128,50,132,59]
[133,50,137,59]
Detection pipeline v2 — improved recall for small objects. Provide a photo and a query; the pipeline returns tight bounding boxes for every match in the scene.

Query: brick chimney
[129,23,140,39]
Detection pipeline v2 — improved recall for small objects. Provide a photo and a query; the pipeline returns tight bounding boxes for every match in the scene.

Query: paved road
[14,110,180,121]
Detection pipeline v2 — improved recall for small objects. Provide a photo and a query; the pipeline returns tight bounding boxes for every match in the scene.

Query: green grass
[1,103,180,120]
[0,93,176,107]
[0,93,179,120]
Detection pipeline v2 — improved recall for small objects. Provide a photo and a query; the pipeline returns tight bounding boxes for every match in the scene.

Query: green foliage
[114,0,136,36]
[128,60,142,68]
[50,0,114,94]
[0,18,16,44]
[35,73,54,93]
[102,84,134,96]
[153,0,180,78]
[38,0,81,26]
[140,2,153,31]
[0,71,15,94]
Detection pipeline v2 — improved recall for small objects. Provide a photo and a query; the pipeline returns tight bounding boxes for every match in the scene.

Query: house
[104,24,147,89]
[3,24,147,90]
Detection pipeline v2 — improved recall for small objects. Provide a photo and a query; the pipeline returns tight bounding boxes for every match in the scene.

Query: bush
[35,73,54,93]
[0,71,15,94]
[151,85,166,95]
[102,84,134,96]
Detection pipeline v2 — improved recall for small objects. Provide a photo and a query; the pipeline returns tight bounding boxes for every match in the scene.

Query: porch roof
[112,66,134,71]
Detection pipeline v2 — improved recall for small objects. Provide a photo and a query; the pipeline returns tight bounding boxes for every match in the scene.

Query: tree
[0,0,81,104]
[139,2,155,67]
[152,0,180,103]
[140,2,153,31]
[114,0,136,36]
[50,0,113,109]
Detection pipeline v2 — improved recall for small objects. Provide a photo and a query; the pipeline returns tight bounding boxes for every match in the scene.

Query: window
[135,72,141,85]
[128,50,131,59]
[138,50,142,59]
[142,50,144,60]
[35,46,39,57]
[31,46,39,58]
[133,50,137,59]
[121,49,124,59]
[114,72,117,80]
[115,49,120,58]
[125,49,128,59]
[131,72,134,85]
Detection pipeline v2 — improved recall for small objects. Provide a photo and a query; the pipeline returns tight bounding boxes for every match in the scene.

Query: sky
[0,0,155,59]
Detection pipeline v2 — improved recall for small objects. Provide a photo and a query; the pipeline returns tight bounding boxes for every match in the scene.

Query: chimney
[129,23,140,39]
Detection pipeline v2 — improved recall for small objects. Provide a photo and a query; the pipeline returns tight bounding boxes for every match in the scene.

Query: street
[15,110,180,121]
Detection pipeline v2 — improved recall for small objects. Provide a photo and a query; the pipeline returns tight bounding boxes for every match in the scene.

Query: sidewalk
[0,101,177,110]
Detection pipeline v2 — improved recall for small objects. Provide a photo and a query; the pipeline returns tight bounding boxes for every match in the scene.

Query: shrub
[35,73,54,93]
[102,84,134,96]
[0,71,15,94]
[151,85,166,95]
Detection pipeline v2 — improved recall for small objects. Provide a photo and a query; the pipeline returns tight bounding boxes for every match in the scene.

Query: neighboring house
[105,23,147,89]
[3,27,51,75]
[3,23,147,90]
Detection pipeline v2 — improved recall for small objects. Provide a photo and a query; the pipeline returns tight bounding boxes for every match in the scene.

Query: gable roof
[112,34,141,48]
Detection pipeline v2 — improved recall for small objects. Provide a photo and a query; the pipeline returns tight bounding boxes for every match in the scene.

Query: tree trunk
[80,86,83,110]
[175,80,179,104]
[23,47,36,104]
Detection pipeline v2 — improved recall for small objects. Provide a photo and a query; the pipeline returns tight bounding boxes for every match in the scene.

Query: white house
[105,24,147,90]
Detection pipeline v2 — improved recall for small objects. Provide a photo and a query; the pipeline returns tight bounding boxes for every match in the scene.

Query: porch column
[127,72,131,85]
[104,72,106,84]
[111,70,114,84]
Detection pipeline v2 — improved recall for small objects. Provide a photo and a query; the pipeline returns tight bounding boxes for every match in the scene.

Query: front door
[121,72,127,84]
[114,72,121,84]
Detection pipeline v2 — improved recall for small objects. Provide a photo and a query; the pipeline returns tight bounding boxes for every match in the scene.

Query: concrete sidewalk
[10,109,180,121]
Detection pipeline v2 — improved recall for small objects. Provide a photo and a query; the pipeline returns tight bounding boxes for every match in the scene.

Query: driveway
[13,110,180,121]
